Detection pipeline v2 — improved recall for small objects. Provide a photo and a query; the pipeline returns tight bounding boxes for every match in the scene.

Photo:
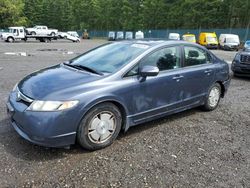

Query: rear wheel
[77,103,122,150]
[31,31,36,35]
[50,32,55,37]
[202,83,221,111]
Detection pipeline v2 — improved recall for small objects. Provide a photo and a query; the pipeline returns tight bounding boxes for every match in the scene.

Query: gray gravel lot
[0,40,249,187]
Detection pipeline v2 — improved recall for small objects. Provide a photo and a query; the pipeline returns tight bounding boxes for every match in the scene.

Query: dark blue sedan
[7,40,231,150]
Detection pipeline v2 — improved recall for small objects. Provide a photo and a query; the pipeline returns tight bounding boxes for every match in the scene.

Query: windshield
[183,36,195,42]
[245,41,250,46]
[69,43,148,74]
[226,38,239,43]
[206,36,217,43]
[8,29,14,33]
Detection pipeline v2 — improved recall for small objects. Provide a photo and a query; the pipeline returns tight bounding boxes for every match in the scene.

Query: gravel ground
[0,40,249,188]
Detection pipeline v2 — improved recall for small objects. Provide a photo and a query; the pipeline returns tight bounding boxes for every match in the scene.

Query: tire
[202,83,221,111]
[31,31,36,35]
[7,37,14,43]
[77,102,122,150]
[50,32,55,37]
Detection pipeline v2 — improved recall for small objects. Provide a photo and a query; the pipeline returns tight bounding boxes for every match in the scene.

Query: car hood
[1,32,12,37]
[18,64,103,100]
[240,51,250,55]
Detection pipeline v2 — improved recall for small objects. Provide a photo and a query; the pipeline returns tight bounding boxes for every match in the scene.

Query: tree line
[0,0,249,31]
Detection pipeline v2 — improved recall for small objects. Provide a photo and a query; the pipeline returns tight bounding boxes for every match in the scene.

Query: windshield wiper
[63,62,103,75]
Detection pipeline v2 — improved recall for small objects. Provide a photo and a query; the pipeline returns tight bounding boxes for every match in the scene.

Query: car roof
[220,34,239,37]
[116,39,201,48]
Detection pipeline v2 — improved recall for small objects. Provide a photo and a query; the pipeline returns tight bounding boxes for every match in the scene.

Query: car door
[180,45,216,106]
[122,45,185,124]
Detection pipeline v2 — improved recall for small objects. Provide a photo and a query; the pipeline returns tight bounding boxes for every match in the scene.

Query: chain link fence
[87,28,250,42]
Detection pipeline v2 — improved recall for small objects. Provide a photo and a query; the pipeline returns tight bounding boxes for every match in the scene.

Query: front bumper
[206,44,218,49]
[7,91,81,148]
[231,63,250,76]
[223,45,239,51]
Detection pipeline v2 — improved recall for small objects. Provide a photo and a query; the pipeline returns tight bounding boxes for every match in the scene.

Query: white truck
[1,26,57,42]
[26,25,58,36]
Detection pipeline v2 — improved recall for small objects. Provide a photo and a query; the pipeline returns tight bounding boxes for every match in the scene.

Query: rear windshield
[70,43,148,74]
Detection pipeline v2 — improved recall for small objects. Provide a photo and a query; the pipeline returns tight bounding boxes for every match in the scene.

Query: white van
[168,33,180,40]
[135,31,144,39]
[219,34,240,51]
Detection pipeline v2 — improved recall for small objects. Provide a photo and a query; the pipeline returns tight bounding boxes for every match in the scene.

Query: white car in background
[58,31,80,42]
[67,31,79,38]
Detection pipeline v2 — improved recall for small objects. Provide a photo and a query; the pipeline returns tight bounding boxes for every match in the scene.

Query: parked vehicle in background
[182,34,196,43]
[7,40,230,150]
[168,33,180,40]
[125,32,133,40]
[116,31,124,40]
[68,31,79,38]
[231,47,250,77]
[219,34,240,51]
[1,26,57,42]
[108,31,115,41]
[135,31,144,39]
[1,27,26,42]
[82,30,90,39]
[199,32,218,49]
[244,40,250,49]
[26,25,58,36]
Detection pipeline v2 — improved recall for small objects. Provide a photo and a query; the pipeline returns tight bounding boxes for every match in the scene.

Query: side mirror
[140,65,159,78]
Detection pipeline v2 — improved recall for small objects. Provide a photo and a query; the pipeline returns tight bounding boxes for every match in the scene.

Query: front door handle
[172,75,184,81]
[204,69,213,74]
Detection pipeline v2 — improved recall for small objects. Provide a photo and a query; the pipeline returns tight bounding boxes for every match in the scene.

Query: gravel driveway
[0,40,249,187]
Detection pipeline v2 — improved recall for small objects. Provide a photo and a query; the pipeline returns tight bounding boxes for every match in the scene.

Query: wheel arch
[7,36,15,42]
[78,97,129,132]
[215,81,225,98]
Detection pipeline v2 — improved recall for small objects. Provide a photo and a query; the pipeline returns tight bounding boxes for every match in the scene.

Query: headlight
[27,100,79,111]
[12,83,18,92]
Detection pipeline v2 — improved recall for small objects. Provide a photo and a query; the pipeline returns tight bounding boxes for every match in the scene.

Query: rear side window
[184,46,211,67]
[140,46,181,71]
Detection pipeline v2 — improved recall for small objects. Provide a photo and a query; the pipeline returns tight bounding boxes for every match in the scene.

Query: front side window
[184,46,211,66]
[140,46,181,71]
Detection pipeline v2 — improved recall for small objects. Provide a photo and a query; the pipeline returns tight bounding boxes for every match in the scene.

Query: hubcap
[88,111,116,144]
[209,87,220,107]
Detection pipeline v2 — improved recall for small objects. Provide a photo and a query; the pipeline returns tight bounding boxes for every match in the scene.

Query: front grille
[240,55,250,63]
[16,88,33,105]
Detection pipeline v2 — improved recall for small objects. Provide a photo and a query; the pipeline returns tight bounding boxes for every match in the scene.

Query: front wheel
[77,103,122,150]
[202,83,221,111]
[7,37,14,43]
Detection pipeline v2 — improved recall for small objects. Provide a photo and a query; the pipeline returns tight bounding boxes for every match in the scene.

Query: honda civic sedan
[7,40,231,150]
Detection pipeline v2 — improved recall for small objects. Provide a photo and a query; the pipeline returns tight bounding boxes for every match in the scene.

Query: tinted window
[140,46,181,71]
[184,46,211,66]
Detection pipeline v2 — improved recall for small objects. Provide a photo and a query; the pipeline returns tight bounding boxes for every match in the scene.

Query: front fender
[76,95,130,131]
